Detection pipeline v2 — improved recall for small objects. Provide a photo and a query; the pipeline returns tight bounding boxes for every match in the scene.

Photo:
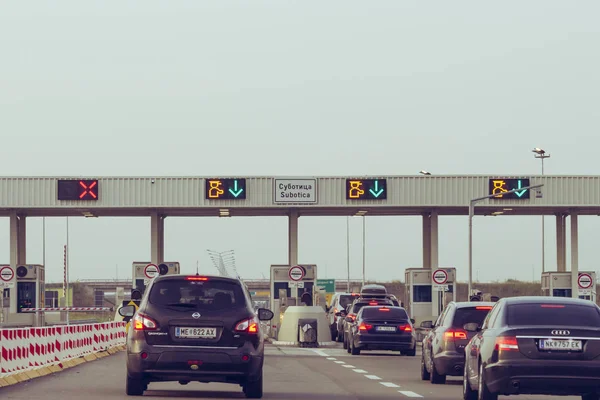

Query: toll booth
[541,271,596,302]
[269,264,317,340]
[131,261,180,296]
[404,267,456,326]
[15,264,45,313]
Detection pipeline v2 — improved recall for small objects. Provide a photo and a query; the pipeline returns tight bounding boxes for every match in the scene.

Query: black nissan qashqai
[119,274,274,398]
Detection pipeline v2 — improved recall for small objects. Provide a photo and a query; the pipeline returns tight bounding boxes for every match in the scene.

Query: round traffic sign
[578,273,593,289]
[432,269,448,285]
[144,264,159,279]
[289,266,305,281]
[0,266,14,282]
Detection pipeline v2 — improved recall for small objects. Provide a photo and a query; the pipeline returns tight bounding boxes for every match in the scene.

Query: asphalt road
[0,344,583,399]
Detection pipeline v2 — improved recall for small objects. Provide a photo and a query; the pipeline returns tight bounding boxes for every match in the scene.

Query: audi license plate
[376,326,396,332]
[175,327,217,339]
[539,339,582,351]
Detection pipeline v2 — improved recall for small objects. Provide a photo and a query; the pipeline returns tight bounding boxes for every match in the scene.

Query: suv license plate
[376,326,396,332]
[175,327,217,339]
[539,339,582,351]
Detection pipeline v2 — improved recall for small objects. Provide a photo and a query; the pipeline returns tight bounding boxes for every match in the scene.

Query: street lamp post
[346,216,350,292]
[532,148,550,273]
[468,184,544,297]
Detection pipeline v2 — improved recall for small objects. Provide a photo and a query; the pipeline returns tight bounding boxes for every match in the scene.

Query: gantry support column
[150,212,165,265]
[422,211,439,270]
[570,211,579,298]
[423,211,442,317]
[556,213,567,272]
[288,209,299,267]
[9,212,26,313]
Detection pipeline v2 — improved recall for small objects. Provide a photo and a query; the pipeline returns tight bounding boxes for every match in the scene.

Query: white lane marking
[365,375,381,380]
[342,364,355,368]
[334,361,345,364]
[353,369,368,373]
[380,382,400,388]
[398,391,423,397]
[312,349,329,357]
[326,357,337,360]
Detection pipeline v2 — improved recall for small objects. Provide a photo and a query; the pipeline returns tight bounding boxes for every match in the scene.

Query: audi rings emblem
[551,330,570,335]
[192,312,201,319]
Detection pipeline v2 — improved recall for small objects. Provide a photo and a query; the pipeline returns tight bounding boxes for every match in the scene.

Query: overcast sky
[1,1,599,284]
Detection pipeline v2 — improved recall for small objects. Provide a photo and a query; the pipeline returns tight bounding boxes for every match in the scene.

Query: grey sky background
[1,1,599,284]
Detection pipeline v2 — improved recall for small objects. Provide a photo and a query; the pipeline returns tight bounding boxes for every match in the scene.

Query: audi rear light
[235,317,259,334]
[358,323,373,331]
[444,329,467,340]
[133,313,158,331]
[186,276,208,281]
[495,336,519,353]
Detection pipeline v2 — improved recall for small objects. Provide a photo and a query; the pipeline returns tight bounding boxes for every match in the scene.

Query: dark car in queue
[463,296,600,400]
[120,274,274,398]
[421,301,495,384]
[346,305,416,356]
[342,297,395,350]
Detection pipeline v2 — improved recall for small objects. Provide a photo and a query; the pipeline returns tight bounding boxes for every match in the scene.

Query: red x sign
[79,180,98,199]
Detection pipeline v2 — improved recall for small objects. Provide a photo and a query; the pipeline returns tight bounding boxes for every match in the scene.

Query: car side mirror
[131,289,142,300]
[118,305,136,317]
[257,308,274,321]
[345,316,354,322]
[420,320,433,329]
[463,322,480,332]
[410,318,415,325]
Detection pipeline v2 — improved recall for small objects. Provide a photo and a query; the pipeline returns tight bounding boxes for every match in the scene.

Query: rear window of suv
[339,295,359,308]
[452,306,492,328]
[507,303,600,326]
[361,307,408,320]
[352,300,392,314]
[149,278,246,311]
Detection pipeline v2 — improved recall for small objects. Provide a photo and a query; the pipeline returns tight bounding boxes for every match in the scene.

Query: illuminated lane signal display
[346,179,387,200]
[488,178,531,199]
[205,178,246,200]
[57,179,99,201]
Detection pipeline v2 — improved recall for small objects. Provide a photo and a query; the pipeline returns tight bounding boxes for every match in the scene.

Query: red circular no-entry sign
[0,266,14,282]
[144,264,159,279]
[578,273,593,289]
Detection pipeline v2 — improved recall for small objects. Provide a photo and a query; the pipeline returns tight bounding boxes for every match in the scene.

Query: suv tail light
[444,328,467,340]
[133,313,158,331]
[358,323,372,331]
[235,317,259,334]
[495,336,519,354]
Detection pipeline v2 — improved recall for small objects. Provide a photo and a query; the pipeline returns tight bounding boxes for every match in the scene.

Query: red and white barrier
[20,307,112,312]
[0,322,126,378]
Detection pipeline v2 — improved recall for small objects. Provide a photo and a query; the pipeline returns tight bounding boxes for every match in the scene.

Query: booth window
[413,285,432,302]
[553,288,571,297]
[273,282,291,299]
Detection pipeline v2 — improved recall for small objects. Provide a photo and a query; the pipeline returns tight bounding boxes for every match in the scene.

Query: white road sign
[432,269,448,285]
[289,266,305,281]
[578,273,593,289]
[274,178,317,203]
